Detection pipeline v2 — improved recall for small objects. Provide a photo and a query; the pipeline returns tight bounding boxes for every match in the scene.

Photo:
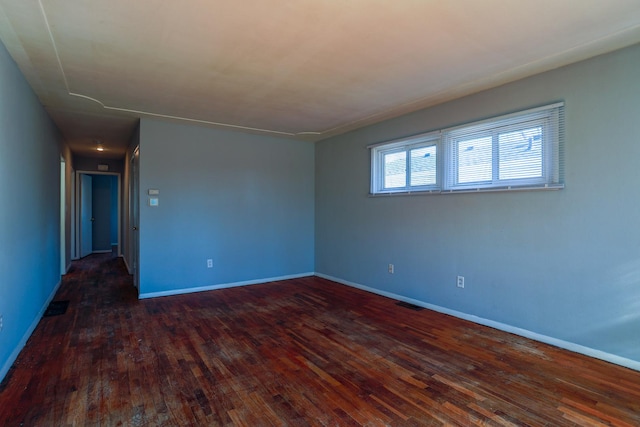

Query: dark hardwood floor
[1,253,639,426]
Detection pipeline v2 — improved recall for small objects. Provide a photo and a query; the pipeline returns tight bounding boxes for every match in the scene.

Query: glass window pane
[410,145,436,186]
[383,151,406,188]
[457,136,492,184]
[499,127,542,180]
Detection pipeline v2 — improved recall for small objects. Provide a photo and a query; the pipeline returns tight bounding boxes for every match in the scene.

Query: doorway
[75,171,121,259]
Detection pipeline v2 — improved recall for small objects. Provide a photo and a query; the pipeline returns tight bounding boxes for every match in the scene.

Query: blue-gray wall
[73,156,124,174]
[110,176,118,245]
[138,119,315,296]
[315,44,640,365]
[109,175,119,245]
[0,41,64,379]
[91,174,116,251]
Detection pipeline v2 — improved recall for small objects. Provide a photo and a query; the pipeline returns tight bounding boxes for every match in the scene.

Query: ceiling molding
[38,0,322,139]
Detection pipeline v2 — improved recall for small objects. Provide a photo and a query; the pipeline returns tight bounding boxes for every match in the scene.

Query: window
[371,133,440,194]
[443,104,562,191]
[370,103,564,195]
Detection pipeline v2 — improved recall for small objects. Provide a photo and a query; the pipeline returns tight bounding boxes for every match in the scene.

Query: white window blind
[370,132,440,194]
[370,102,564,195]
[443,103,564,192]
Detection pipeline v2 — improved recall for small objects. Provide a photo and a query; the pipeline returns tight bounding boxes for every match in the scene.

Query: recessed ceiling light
[93,138,105,152]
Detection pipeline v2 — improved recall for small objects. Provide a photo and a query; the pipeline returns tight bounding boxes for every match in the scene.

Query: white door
[80,174,93,258]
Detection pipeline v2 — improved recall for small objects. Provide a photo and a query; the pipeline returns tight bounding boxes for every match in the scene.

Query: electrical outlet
[457,276,465,288]
[388,264,394,274]
[207,259,213,268]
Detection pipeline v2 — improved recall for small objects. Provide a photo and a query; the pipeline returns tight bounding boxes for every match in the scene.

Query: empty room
[1,1,639,425]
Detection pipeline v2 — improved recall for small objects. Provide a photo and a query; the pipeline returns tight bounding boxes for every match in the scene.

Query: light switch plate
[148,197,159,207]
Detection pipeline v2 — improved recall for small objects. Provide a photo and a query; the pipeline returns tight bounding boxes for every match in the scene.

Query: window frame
[443,105,561,192]
[369,102,564,196]
[370,131,441,194]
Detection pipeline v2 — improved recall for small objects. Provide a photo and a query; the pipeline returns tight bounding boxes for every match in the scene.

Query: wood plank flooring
[1,253,639,426]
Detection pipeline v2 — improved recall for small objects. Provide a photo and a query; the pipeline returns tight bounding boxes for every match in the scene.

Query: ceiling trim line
[102,103,301,137]
[38,0,69,92]
[37,0,322,139]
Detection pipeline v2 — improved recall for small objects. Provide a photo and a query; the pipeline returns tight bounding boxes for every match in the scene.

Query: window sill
[369,184,564,197]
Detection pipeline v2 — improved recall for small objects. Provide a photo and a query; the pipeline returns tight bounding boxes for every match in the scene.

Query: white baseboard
[315,272,640,372]
[122,256,132,275]
[0,279,63,383]
[139,272,315,299]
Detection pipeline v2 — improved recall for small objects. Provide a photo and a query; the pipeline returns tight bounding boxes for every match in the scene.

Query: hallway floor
[1,254,639,426]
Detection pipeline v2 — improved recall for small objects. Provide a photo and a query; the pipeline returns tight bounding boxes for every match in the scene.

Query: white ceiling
[1,1,640,159]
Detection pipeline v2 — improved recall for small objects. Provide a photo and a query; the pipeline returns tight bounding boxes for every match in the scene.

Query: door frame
[79,174,93,258]
[129,147,140,291]
[73,170,122,259]
[60,156,66,274]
